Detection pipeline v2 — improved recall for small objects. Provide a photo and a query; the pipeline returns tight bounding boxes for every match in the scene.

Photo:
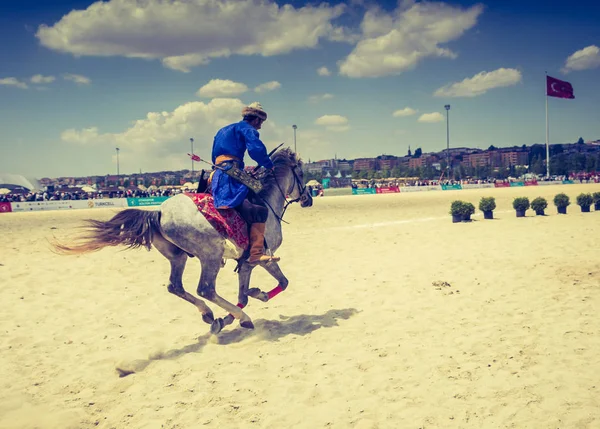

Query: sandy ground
[1,183,600,429]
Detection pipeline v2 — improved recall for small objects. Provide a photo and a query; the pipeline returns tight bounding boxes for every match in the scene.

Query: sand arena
[1,183,599,428]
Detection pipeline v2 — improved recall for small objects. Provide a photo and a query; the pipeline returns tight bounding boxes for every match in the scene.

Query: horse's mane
[258,147,302,194]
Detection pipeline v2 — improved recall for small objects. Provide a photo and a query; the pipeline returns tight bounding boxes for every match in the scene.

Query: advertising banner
[509,182,524,187]
[375,187,400,194]
[0,202,12,213]
[562,180,575,185]
[494,182,510,188]
[441,184,462,190]
[351,188,377,195]
[537,181,560,186]
[86,199,128,209]
[399,185,441,192]
[126,197,169,206]
[524,180,538,186]
[10,199,127,212]
[461,183,495,190]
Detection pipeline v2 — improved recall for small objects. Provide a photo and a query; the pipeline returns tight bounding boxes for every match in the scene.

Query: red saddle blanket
[185,193,249,250]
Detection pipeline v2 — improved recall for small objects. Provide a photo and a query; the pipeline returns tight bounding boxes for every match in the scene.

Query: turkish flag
[547,75,575,99]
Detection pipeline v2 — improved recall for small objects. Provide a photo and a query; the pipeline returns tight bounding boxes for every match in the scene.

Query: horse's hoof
[247,288,269,302]
[202,312,214,324]
[240,320,255,330]
[223,314,235,326]
[247,288,262,298]
[210,318,224,335]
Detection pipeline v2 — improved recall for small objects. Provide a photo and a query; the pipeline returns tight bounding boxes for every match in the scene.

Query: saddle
[185,193,249,250]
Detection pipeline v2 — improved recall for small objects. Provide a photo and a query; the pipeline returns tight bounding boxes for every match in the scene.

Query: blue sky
[1,0,599,178]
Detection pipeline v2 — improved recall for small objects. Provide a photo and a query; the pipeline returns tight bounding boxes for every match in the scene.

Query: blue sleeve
[241,127,274,169]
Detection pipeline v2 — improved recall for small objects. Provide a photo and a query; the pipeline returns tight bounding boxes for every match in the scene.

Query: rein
[260,164,306,225]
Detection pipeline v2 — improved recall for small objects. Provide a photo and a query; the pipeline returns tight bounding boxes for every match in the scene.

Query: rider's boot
[247,222,280,265]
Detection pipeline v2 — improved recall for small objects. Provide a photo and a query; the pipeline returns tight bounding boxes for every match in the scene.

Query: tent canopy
[0,173,40,191]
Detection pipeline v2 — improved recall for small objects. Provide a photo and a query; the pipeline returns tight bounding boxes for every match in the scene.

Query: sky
[0,0,599,179]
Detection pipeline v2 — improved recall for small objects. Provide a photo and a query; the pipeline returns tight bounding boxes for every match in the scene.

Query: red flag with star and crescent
[546,75,575,99]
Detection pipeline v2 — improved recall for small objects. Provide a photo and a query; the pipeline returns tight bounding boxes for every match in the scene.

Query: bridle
[269,164,307,224]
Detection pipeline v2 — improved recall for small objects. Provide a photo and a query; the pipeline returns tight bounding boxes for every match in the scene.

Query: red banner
[0,202,12,213]
[524,180,538,186]
[375,186,400,194]
[494,182,510,187]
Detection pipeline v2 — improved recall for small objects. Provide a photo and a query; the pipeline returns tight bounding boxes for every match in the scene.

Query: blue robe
[211,121,274,209]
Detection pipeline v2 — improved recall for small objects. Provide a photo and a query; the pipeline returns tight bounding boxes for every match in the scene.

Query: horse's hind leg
[196,254,254,334]
[246,261,289,303]
[152,232,214,324]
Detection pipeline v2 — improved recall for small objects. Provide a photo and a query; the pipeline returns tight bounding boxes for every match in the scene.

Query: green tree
[488,145,497,151]
[577,137,585,145]
[531,156,545,175]
[413,148,422,158]
[586,155,596,172]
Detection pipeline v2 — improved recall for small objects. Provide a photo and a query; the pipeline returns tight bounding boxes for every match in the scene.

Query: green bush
[576,193,593,207]
[478,196,496,212]
[449,200,464,216]
[461,202,475,216]
[512,197,530,211]
[593,192,600,204]
[530,197,548,211]
[553,193,570,208]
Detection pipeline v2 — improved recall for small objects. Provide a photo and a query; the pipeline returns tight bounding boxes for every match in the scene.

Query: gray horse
[55,148,313,334]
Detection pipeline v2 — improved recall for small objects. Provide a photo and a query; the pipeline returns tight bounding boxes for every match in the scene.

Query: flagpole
[545,72,550,179]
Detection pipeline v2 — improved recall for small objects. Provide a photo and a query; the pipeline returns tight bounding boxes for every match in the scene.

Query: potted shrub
[450,200,463,223]
[512,197,530,217]
[593,192,600,211]
[478,196,496,219]
[461,202,475,222]
[530,197,548,216]
[553,193,570,214]
[576,193,593,213]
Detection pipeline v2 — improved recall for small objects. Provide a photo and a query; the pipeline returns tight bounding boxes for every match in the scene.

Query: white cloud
[0,77,28,89]
[36,0,347,72]
[31,74,55,84]
[59,97,294,171]
[63,73,91,85]
[315,115,348,126]
[317,66,331,76]
[562,45,600,73]
[196,79,248,98]
[392,107,417,117]
[433,68,522,97]
[338,2,483,78]
[418,112,444,123]
[308,93,334,103]
[315,114,349,132]
[254,81,281,93]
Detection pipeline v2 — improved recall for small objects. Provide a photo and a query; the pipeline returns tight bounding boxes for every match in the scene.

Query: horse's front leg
[222,261,255,327]
[197,257,254,335]
[246,261,289,303]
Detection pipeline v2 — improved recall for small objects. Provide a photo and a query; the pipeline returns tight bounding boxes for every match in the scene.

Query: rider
[211,102,280,265]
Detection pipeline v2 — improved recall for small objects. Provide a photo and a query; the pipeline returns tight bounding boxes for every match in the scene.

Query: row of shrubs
[450,192,600,222]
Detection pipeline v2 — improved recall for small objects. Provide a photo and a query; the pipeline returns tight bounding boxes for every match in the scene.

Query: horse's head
[269,148,313,208]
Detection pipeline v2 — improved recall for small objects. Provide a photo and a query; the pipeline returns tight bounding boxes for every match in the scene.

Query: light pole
[444,105,451,180]
[116,147,120,178]
[292,124,297,153]
[190,138,194,178]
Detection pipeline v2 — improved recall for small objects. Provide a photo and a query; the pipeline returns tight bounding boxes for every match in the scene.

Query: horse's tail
[53,209,162,255]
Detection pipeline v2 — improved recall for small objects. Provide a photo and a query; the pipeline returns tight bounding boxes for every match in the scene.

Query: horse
[54,148,313,334]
